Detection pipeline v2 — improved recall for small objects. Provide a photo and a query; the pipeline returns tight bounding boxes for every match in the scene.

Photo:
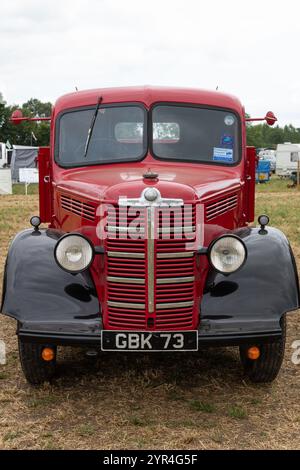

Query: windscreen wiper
[83,96,103,159]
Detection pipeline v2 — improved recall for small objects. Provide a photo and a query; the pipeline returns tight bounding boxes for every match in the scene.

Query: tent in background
[10,145,38,182]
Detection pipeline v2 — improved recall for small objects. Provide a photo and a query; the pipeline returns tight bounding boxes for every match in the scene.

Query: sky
[0,0,299,126]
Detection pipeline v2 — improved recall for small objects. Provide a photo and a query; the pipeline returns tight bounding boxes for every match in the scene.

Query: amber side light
[247,346,260,360]
[41,347,55,362]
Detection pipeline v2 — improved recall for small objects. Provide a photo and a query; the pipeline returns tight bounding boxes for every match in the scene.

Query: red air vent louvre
[60,195,96,221]
[206,193,238,221]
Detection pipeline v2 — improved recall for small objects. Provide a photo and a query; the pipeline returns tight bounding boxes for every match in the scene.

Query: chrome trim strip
[156,301,194,309]
[107,276,145,284]
[157,276,195,284]
[107,226,195,234]
[107,251,145,259]
[108,301,145,310]
[147,206,155,313]
[159,226,195,234]
[119,189,184,207]
[157,252,194,259]
[106,226,145,233]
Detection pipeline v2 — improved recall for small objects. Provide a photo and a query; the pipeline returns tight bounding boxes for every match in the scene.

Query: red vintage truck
[1,86,299,385]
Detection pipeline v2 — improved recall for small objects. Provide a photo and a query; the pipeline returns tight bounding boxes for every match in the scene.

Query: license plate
[101,331,198,352]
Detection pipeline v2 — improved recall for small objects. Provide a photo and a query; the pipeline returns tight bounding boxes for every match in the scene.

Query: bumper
[18,329,282,348]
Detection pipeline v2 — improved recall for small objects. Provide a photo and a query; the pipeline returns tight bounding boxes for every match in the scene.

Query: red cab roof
[54,86,244,115]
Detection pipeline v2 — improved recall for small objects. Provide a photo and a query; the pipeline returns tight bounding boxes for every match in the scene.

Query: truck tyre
[239,315,286,383]
[18,338,57,385]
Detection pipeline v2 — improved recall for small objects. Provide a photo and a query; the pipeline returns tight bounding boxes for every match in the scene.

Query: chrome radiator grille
[104,204,197,330]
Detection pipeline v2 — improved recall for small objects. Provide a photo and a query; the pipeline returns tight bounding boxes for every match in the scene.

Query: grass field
[0,178,299,450]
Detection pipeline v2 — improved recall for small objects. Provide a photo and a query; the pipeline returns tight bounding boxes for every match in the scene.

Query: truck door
[38,147,52,223]
[245,146,256,223]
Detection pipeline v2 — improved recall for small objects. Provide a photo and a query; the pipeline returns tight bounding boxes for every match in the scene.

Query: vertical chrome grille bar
[147,206,155,314]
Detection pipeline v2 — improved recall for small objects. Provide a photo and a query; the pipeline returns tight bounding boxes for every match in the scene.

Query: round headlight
[54,234,94,273]
[209,235,247,274]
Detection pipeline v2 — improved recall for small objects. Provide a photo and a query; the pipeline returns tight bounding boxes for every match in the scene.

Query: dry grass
[0,181,299,450]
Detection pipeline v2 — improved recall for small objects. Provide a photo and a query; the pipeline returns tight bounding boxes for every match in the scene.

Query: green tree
[0,95,51,146]
[246,117,300,149]
[22,98,52,119]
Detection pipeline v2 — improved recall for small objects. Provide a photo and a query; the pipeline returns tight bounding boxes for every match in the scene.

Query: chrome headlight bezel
[208,234,247,274]
[54,233,95,274]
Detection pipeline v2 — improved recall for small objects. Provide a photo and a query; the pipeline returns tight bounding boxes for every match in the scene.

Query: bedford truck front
[1,86,299,385]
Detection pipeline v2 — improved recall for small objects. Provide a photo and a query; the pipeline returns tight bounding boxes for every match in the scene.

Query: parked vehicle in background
[258,149,276,173]
[0,143,9,168]
[276,143,300,177]
[256,159,271,183]
[0,143,13,169]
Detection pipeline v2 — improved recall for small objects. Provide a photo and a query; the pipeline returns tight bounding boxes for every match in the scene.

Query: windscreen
[152,105,240,164]
[57,105,146,166]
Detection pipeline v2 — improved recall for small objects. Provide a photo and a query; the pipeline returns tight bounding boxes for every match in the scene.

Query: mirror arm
[10,116,51,123]
[245,117,267,123]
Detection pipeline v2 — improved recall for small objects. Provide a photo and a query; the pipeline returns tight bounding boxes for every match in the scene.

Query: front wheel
[239,315,286,383]
[18,338,57,385]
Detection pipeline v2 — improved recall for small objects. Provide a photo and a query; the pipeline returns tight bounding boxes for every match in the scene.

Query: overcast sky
[0,0,299,126]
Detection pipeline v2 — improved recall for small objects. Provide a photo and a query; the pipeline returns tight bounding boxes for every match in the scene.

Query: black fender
[1,228,101,337]
[200,227,300,339]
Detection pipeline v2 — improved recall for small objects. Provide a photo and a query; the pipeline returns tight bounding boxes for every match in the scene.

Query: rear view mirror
[265,111,277,126]
[11,109,24,125]
[245,111,277,126]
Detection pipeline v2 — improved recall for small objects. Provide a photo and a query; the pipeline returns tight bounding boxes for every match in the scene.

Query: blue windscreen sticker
[221,134,234,148]
[213,147,234,162]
